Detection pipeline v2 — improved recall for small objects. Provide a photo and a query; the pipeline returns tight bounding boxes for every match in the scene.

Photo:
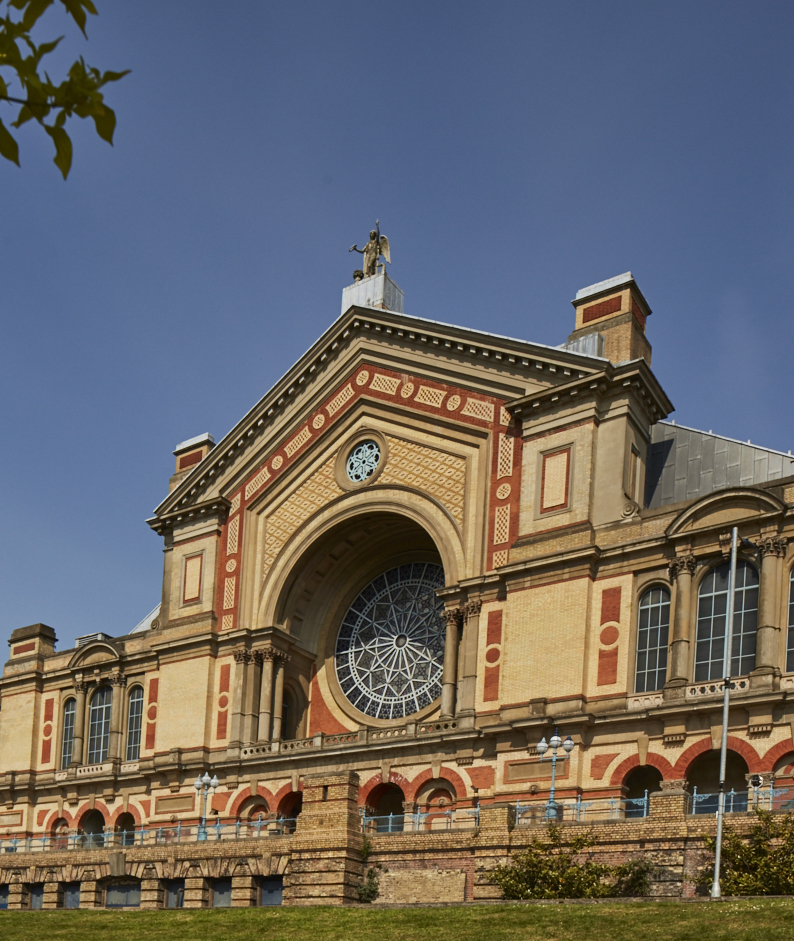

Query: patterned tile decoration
[492,549,509,567]
[285,425,312,457]
[497,434,514,480]
[226,515,240,555]
[222,614,234,631]
[379,437,466,529]
[223,576,236,610]
[245,466,270,500]
[326,383,355,416]
[215,362,520,628]
[493,505,511,545]
[369,373,400,395]
[496,483,512,501]
[262,458,342,576]
[414,386,446,408]
[461,398,494,422]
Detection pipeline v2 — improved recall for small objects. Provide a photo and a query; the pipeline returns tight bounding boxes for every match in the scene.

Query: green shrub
[491,824,653,900]
[699,810,794,896]
[357,865,381,903]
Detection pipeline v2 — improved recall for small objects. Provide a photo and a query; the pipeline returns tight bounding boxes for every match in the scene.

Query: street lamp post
[536,729,575,821]
[194,771,219,841]
[711,525,749,900]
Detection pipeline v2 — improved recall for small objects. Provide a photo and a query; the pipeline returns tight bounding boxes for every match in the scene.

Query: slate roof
[645,421,794,508]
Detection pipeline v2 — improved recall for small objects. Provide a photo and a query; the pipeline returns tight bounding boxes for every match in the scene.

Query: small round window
[346,440,381,482]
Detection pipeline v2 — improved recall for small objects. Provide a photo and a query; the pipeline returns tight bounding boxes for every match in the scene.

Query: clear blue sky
[2,1,792,651]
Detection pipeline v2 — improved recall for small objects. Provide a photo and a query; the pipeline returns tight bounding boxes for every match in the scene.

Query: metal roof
[645,421,794,509]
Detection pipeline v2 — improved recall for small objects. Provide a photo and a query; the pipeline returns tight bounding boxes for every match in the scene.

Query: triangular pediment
[667,487,785,537]
[150,306,609,527]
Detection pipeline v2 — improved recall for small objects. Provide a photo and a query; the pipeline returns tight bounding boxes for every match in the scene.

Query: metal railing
[0,816,297,855]
[515,792,650,826]
[361,808,479,834]
[688,786,793,816]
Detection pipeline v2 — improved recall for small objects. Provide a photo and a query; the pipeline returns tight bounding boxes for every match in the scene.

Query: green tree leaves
[0,0,127,178]
[491,824,653,900]
[701,810,794,896]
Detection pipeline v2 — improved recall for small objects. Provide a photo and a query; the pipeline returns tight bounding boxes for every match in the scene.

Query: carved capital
[759,535,788,559]
[660,778,689,792]
[233,648,252,664]
[273,651,291,665]
[72,679,89,694]
[463,599,482,621]
[443,606,463,627]
[109,672,127,687]
[258,648,277,662]
[668,555,697,581]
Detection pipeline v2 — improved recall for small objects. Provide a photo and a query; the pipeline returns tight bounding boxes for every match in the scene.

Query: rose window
[346,440,381,482]
[335,563,446,719]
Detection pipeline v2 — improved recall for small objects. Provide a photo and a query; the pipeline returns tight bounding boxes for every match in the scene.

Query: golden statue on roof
[349,220,390,280]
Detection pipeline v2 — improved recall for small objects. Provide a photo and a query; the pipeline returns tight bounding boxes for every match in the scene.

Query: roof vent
[76,632,114,648]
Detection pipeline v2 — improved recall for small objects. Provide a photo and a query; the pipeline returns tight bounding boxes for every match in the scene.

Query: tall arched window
[87,686,112,764]
[635,586,670,692]
[60,699,76,769]
[695,561,758,682]
[787,568,794,674]
[126,687,144,761]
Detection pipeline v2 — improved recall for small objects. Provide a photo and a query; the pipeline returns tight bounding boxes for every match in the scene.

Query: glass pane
[165,880,184,909]
[30,885,44,910]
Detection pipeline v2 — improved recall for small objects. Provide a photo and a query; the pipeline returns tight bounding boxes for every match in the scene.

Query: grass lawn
[1,900,794,941]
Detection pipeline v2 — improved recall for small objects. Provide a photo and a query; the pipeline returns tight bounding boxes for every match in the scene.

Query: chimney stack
[568,272,652,366]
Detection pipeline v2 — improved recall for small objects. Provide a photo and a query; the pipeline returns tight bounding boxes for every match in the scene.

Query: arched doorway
[50,817,69,850]
[623,766,662,818]
[115,812,136,846]
[366,782,406,832]
[80,809,106,847]
[688,749,749,814]
[277,791,302,833]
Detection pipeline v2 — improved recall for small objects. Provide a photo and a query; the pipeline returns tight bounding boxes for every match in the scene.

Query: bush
[491,824,653,900]
[357,865,381,903]
[699,810,794,896]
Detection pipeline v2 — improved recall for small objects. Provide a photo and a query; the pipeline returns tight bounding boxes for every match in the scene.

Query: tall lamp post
[537,729,575,820]
[194,771,219,841]
[711,526,755,899]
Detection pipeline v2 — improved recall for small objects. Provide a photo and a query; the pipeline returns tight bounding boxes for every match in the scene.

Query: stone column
[752,536,787,689]
[71,679,88,767]
[456,600,482,721]
[229,649,251,747]
[666,554,697,690]
[271,654,288,743]
[440,607,462,720]
[242,654,259,744]
[108,673,126,760]
[258,651,275,743]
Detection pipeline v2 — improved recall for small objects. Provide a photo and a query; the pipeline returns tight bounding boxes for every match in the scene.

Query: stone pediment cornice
[505,358,674,425]
[150,307,608,523]
[148,495,231,536]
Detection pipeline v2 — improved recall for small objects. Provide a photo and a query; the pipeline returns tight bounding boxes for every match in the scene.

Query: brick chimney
[169,433,215,492]
[567,272,651,366]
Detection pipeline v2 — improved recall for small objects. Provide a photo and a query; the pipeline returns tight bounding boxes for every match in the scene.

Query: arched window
[695,561,758,682]
[60,699,76,769]
[786,569,794,673]
[126,687,144,761]
[87,686,112,764]
[635,586,670,692]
